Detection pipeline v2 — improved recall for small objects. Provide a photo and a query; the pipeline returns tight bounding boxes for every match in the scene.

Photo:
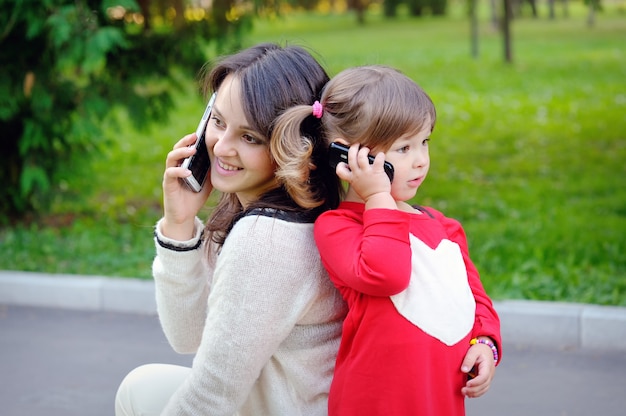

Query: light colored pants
[115,363,191,416]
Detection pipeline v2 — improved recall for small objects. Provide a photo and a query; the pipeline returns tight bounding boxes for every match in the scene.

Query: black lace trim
[243,207,320,224]
[154,230,204,252]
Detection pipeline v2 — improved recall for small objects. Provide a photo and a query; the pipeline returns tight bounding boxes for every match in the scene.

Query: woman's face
[205,75,278,208]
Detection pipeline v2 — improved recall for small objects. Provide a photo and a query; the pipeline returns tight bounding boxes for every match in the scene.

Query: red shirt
[314,202,501,416]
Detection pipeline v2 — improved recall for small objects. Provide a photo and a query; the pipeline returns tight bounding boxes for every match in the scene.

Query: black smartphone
[181,93,217,192]
[328,142,394,183]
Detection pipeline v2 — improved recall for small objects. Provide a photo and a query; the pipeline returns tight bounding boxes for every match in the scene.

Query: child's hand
[460,339,497,398]
[337,144,394,208]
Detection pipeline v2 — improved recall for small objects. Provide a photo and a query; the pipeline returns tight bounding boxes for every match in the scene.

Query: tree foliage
[383,0,448,18]
[0,0,252,222]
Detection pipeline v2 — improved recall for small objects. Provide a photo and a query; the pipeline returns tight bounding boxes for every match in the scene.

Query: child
[274,65,501,415]
[114,43,347,416]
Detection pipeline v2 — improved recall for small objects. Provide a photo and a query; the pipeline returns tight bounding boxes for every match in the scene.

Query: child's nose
[413,151,428,168]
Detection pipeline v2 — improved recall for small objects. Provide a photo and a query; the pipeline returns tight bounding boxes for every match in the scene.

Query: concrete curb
[0,271,156,315]
[1,270,625,351]
[495,299,626,351]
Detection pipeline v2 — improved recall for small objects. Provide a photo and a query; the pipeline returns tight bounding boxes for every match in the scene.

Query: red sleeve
[434,210,502,362]
[314,205,413,297]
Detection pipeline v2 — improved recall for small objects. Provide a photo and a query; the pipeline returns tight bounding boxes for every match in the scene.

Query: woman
[115,43,347,416]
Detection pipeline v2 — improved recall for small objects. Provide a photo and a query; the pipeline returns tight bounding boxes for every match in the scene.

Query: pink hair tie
[312,101,323,119]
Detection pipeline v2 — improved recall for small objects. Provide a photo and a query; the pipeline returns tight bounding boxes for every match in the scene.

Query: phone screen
[182,93,217,192]
[186,132,210,188]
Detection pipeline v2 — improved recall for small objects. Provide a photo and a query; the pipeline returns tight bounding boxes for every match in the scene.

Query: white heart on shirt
[390,234,475,346]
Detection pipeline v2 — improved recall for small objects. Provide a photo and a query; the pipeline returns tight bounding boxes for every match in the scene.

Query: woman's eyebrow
[211,106,222,119]
[210,106,255,133]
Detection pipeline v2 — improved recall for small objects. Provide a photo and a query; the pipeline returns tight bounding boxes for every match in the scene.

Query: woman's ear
[333,138,350,146]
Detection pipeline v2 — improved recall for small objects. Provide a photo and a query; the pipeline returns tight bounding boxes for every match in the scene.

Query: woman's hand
[161,133,213,240]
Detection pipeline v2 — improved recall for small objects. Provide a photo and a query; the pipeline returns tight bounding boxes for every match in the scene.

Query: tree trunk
[490,0,499,29]
[503,0,513,63]
[137,0,152,30]
[529,0,538,17]
[173,0,185,30]
[470,0,479,58]
[548,0,555,19]
[587,3,595,27]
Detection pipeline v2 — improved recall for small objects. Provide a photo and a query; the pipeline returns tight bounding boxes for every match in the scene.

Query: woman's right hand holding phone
[161,133,213,240]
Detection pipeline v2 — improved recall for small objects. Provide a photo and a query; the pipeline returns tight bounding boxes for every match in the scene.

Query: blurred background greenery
[1,0,624,306]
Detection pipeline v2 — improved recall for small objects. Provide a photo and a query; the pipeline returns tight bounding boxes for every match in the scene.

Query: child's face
[382,126,431,203]
[205,75,278,207]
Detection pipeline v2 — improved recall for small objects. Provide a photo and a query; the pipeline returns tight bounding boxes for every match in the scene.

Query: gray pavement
[1,271,626,415]
[0,305,192,416]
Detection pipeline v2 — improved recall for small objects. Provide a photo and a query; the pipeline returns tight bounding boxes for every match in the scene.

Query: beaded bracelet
[470,338,499,364]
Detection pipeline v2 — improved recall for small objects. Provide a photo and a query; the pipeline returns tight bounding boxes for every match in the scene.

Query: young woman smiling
[115,43,347,416]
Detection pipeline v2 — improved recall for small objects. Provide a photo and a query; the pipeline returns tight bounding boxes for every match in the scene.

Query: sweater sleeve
[153,216,212,353]
[437,210,503,362]
[161,215,323,416]
[314,206,413,297]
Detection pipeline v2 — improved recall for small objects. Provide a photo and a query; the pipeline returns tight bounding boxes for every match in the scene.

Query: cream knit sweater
[153,214,347,416]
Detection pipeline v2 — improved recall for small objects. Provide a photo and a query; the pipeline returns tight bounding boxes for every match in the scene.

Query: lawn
[1,3,625,305]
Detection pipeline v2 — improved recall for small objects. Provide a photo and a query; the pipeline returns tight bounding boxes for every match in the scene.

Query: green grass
[1,3,625,305]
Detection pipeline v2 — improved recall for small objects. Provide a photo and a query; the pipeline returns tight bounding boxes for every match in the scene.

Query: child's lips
[408,176,424,187]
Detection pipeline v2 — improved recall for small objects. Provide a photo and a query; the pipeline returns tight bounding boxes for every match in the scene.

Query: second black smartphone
[181,93,217,192]
[328,142,394,183]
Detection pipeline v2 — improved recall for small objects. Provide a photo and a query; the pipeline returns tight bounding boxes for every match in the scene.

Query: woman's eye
[422,138,430,146]
[243,134,262,145]
[211,116,224,128]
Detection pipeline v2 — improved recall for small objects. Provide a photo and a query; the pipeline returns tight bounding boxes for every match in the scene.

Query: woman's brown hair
[198,43,341,250]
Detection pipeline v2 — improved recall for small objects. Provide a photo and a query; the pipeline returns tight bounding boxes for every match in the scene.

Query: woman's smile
[215,158,242,174]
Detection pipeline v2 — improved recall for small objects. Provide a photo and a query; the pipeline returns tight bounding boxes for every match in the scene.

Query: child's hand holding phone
[328,142,396,208]
[328,142,394,183]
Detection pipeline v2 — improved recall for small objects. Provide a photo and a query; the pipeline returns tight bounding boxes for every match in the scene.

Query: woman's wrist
[161,217,197,241]
[155,217,204,250]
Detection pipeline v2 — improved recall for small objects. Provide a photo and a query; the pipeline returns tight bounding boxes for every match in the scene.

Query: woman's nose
[211,130,236,158]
